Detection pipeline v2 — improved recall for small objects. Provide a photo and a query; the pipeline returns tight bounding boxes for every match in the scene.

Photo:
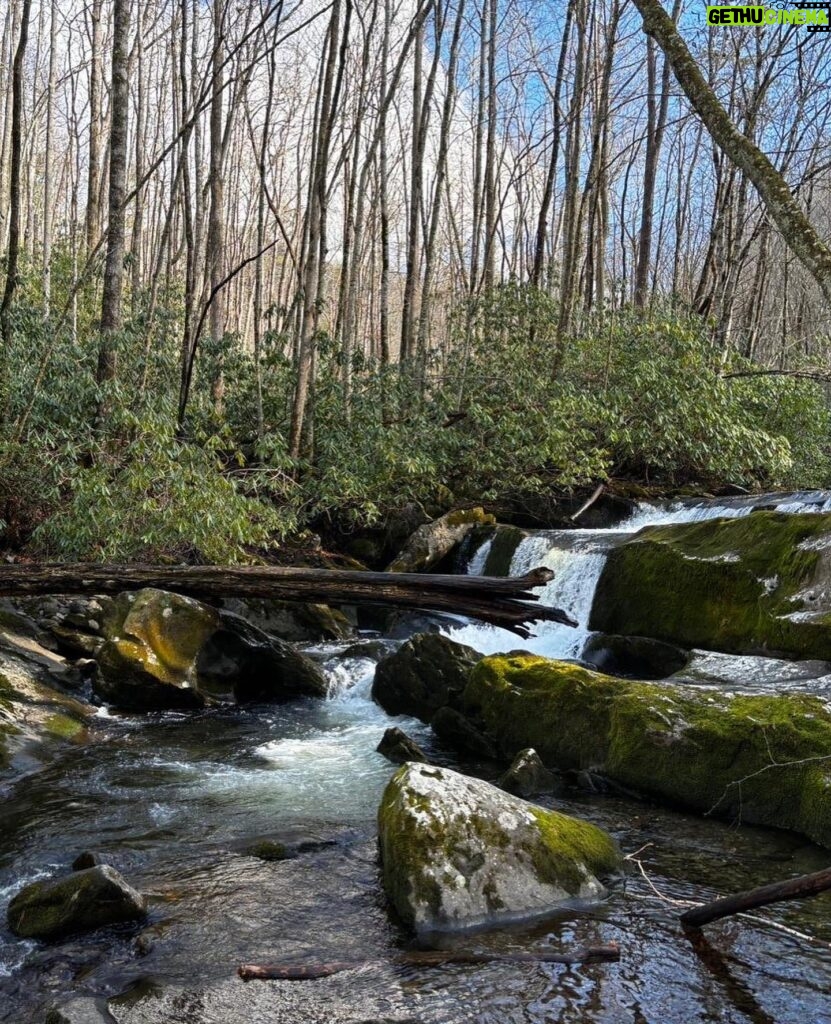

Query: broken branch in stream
[680,865,831,929]
[237,943,621,980]
[0,564,576,637]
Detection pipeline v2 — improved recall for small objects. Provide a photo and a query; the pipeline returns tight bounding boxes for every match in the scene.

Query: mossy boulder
[218,597,353,643]
[460,652,831,848]
[372,633,482,722]
[378,763,620,933]
[94,589,218,709]
[590,511,831,660]
[8,865,146,939]
[93,589,327,709]
[387,508,496,573]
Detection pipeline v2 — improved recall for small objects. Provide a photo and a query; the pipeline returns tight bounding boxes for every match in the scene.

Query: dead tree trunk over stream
[0,565,574,638]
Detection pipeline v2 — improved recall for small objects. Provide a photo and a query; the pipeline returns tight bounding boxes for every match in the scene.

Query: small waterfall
[448,490,831,659]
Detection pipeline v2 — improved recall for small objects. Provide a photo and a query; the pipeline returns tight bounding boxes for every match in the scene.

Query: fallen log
[0,564,576,637]
[680,865,831,929]
[237,943,620,980]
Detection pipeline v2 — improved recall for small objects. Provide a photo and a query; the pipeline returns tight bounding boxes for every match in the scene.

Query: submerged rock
[372,633,481,722]
[458,652,831,848]
[378,763,620,933]
[387,508,496,573]
[8,865,146,939]
[93,589,327,709]
[498,748,558,798]
[377,727,429,764]
[590,510,831,660]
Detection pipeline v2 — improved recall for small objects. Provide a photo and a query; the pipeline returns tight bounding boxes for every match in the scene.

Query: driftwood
[0,563,576,637]
[680,865,831,929]
[237,943,620,980]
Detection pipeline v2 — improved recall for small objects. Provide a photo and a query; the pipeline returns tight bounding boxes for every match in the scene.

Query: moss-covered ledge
[589,511,831,660]
[459,653,831,848]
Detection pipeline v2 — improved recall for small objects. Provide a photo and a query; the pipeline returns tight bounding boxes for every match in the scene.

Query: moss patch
[462,653,831,848]
[589,511,831,659]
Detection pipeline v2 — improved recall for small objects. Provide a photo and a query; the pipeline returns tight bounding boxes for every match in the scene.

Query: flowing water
[2,493,831,1022]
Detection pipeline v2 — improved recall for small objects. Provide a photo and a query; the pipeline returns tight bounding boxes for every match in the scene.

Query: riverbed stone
[387,508,496,573]
[372,633,482,722]
[589,510,831,660]
[497,748,558,797]
[457,652,831,848]
[377,727,429,764]
[377,763,620,933]
[582,633,690,679]
[8,865,146,939]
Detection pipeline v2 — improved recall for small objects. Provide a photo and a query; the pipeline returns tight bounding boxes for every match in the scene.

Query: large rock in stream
[378,762,620,933]
[454,652,831,848]
[372,633,482,722]
[94,588,327,710]
[590,510,831,660]
[8,865,146,939]
[387,508,496,573]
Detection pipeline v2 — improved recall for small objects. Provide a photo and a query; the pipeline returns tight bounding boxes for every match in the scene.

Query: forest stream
[3,494,831,1023]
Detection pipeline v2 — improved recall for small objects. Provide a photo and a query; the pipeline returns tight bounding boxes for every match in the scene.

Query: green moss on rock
[378,762,620,933]
[590,511,831,659]
[462,653,831,848]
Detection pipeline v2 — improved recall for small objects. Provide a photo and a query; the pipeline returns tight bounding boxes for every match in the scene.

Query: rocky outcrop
[92,589,327,709]
[8,865,146,939]
[377,763,620,933]
[372,633,482,722]
[0,630,94,779]
[387,508,496,573]
[582,634,689,679]
[218,597,353,643]
[590,511,831,660]
[456,652,831,848]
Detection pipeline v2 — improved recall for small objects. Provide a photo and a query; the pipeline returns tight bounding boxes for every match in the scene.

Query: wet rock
[92,589,327,709]
[246,837,338,861]
[582,634,689,679]
[195,611,328,703]
[0,636,94,780]
[459,651,831,849]
[94,589,218,710]
[498,748,558,797]
[431,706,497,759]
[377,727,428,764]
[387,508,496,573]
[219,597,353,642]
[8,865,146,939]
[45,998,116,1024]
[372,633,481,722]
[590,510,831,660]
[247,840,290,861]
[378,763,620,933]
[72,851,99,871]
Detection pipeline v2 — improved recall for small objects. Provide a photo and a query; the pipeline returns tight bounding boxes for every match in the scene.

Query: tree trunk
[0,0,32,360]
[95,0,131,413]
[631,0,831,307]
[0,564,575,637]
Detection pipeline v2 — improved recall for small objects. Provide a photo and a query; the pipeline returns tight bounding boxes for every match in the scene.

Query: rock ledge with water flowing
[456,652,831,848]
[377,762,620,933]
[590,510,831,660]
[8,865,147,939]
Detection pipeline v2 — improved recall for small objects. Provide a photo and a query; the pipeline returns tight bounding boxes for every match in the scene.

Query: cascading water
[3,490,831,1023]
[448,490,831,660]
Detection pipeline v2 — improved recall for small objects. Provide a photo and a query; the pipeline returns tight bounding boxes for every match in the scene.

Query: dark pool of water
[1,655,831,1024]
